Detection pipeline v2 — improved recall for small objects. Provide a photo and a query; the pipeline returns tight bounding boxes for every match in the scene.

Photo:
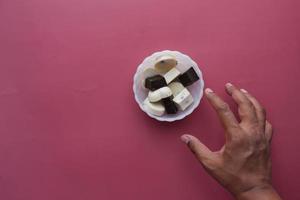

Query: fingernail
[180,135,191,144]
[205,88,213,94]
[240,89,248,93]
[225,82,233,88]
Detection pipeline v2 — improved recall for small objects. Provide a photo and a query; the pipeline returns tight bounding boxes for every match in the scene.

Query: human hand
[181,83,281,200]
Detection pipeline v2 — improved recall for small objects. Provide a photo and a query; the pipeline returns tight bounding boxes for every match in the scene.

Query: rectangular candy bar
[145,75,167,91]
[162,97,178,114]
[178,67,199,87]
[163,67,181,84]
[168,82,185,97]
[173,88,194,111]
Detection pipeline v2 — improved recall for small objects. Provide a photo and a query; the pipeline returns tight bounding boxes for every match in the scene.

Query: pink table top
[0,0,299,199]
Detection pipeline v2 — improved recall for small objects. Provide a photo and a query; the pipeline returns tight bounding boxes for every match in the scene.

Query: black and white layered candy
[179,67,200,87]
[145,75,167,91]
[162,97,178,114]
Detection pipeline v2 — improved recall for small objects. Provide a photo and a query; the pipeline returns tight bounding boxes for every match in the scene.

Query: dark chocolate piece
[162,97,178,114]
[145,75,167,91]
[178,67,199,87]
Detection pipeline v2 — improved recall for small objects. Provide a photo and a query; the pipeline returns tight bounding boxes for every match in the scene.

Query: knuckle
[226,124,240,133]
[252,134,267,147]
[247,102,255,110]
[217,103,230,113]
[258,142,268,152]
[253,126,263,134]
[232,89,240,96]
[230,135,242,144]
[239,100,254,110]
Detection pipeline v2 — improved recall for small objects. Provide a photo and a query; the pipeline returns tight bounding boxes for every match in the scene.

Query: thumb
[181,134,214,163]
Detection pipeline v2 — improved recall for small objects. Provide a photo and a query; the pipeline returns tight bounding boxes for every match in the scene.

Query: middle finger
[225,83,257,125]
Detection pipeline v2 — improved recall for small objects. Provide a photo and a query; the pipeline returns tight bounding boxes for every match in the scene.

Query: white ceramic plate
[133,50,204,122]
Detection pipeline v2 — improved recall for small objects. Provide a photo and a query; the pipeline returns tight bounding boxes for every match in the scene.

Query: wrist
[235,184,281,200]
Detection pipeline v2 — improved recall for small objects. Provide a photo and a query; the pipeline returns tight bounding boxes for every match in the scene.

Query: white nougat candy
[168,82,185,97]
[142,98,165,116]
[148,86,172,102]
[143,67,159,78]
[163,67,181,84]
[173,88,194,111]
[154,55,178,73]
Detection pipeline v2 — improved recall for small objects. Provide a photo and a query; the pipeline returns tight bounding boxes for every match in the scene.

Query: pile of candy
[142,54,200,116]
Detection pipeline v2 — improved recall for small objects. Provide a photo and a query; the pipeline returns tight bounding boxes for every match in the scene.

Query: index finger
[205,88,239,134]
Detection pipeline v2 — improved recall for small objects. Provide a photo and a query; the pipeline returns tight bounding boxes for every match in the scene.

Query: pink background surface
[0,0,300,199]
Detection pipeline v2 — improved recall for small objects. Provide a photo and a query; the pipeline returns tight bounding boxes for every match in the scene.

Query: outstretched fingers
[225,83,257,125]
[205,88,239,136]
[239,88,267,129]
